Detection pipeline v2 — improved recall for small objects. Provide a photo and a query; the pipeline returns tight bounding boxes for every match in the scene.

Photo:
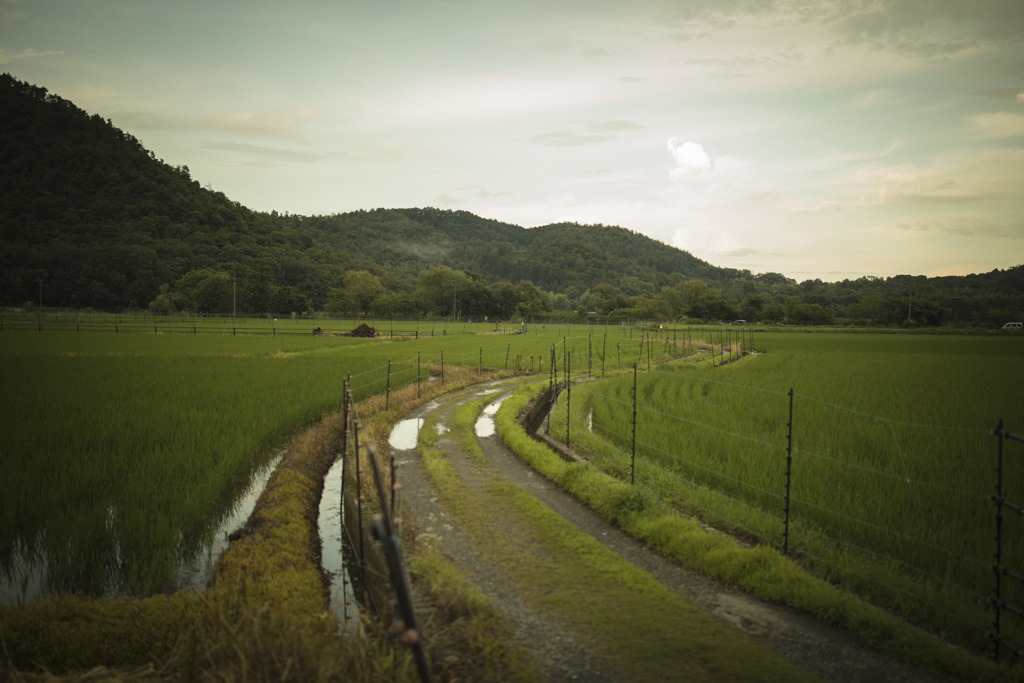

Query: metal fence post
[783,388,794,555]
[353,419,366,593]
[993,418,1004,659]
[566,351,571,449]
[631,363,638,485]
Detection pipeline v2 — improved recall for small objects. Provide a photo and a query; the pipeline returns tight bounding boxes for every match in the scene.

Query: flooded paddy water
[1,448,286,605]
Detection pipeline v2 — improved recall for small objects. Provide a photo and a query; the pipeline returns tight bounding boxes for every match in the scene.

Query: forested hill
[1,73,1022,326]
[0,73,366,312]
[285,210,738,297]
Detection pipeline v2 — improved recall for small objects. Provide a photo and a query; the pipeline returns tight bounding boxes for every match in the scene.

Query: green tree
[343,270,385,316]
[148,283,176,314]
[416,265,458,317]
[738,294,764,322]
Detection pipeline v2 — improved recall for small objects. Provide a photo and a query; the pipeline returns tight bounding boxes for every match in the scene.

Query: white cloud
[113,107,318,141]
[529,130,615,147]
[967,112,1024,139]
[0,48,63,65]
[1018,93,1024,104]
[890,213,1024,239]
[666,138,713,180]
[780,200,843,213]
[852,89,908,109]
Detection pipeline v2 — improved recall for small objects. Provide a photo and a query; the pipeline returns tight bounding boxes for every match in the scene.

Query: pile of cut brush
[350,324,377,338]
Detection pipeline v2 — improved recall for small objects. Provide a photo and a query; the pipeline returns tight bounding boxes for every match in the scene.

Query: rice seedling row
[547,333,1024,653]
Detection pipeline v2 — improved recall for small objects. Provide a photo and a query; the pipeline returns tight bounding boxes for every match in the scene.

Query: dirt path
[393,381,953,682]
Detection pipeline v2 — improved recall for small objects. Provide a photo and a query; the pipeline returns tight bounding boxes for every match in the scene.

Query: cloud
[115,107,317,141]
[0,48,63,65]
[967,111,1024,139]
[658,0,1024,58]
[529,120,643,147]
[1,7,24,26]
[529,130,616,147]
[591,120,645,133]
[852,89,908,109]
[890,214,1024,239]
[853,163,1012,206]
[780,200,843,214]
[960,88,1022,102]
[438,185,512,205]
[1018,93,1024,104]
[681,46,803,79]
[667,138,713,180]
[202,142,344,167]
[827,0,1024,58]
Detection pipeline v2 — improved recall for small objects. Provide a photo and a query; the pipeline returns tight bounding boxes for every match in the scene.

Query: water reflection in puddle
[474,398,506,438]
[389,417,423,451]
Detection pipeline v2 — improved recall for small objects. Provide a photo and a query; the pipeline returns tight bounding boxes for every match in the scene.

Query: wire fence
[544,355,1022,660]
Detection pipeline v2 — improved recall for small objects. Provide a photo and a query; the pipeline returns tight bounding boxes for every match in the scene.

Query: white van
[1003,322,1022,330]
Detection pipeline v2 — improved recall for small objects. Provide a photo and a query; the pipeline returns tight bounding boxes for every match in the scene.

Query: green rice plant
[0,322,693,601]
[548,332,1024,653]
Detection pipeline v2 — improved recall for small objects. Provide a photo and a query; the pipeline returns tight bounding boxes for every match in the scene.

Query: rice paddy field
[4,315,1018,657]
[548,331,1024,655]
[0,318,665,602]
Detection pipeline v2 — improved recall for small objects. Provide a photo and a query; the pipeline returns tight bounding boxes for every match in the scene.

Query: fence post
[602,333,607,376]
[441,350,445,383]
[631,363,638,485]
[479,346,483,376]
[365,445,432,682]
[783,388,794,555]
[342,378,350,461]
[566,352,571,449]
[353,419,366,594]
[505,343,510,370]
[417,351,421,398]
[386,359,391,410]
[992,418,1004,659]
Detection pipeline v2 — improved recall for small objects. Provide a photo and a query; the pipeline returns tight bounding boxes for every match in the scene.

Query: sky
[3,0,1023,282]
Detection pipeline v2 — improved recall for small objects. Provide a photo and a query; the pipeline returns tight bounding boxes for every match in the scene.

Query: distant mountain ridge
[1,73,1021,325]
[285,209,744,296]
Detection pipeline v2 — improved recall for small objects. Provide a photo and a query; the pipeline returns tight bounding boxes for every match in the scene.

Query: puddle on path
[474,398,507,438]
[389,417,424,451]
